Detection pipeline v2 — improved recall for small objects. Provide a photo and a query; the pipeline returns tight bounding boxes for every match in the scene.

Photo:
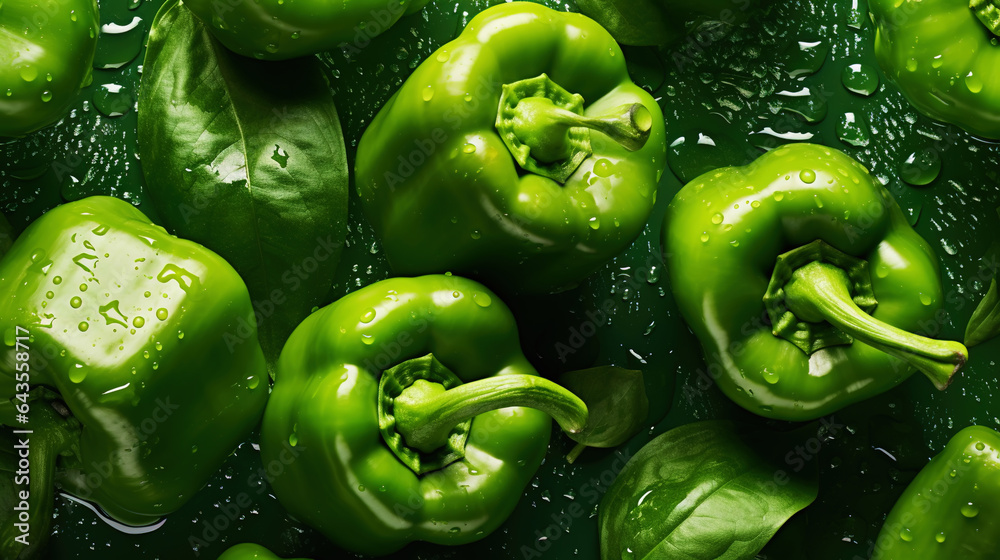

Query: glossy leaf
[966,277,1000,348]
[558,366,648,463]
[138,0,349,370]
[577,0,756,47]
[576,0,673,46]
[600,420,818,560]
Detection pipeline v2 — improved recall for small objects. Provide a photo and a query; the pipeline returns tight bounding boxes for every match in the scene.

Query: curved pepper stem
[379,354,588,473]
[512,98,654,158]
[783,261,968,390]
[971,0,1000,36]
[496,74,653,183]
[0,397,78,559]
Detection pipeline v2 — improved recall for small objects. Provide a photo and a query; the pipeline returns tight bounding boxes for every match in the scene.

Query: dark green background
[2,0,999,558]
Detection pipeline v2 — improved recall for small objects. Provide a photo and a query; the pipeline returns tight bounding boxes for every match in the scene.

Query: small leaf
[600,420,818,560]
[0,213,14,260]
[576,0,761,47]
[966,277,1000,348]
[576,0,673,46]
[558,366,648,463]
[138,0,349,372]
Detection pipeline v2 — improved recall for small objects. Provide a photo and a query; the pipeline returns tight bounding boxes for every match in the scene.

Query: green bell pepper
[184,0,429,61]
[577,0,763,47]
[260,274,588,556]
[870,0,1000,139]
[0,197,268,552]
[0,0,100,137]
[355,2,667,295]
[217,543,310,560]
[870,425,1000,559]
[663,143,968,421]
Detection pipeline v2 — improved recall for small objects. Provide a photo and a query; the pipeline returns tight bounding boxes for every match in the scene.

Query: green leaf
[0,213,14,260]
[558,366,648,463]
[600,420,818,560]
[138,0,349,371]
[966,277,1000,348]
[576,0,759,47]
[576,0,674,46]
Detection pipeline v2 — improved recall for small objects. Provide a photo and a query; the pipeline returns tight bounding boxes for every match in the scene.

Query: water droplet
[191,445,198,454]
[700,233,710,243]
[837,113,870,147]
[919,293,933,306]
[774,86,828,123]
[935,532,946,543]
[94,83,133,117]
[784,40,828,79]
[69,364,87,383]
[289,433,298,447]
[452,291,461,299]
[449,527,461,534]
[436,50,450,62]
[45,291,54,299]
[361,334,375,345]
[975,442,986,451]
[899,148,941,186]
[40,91,53,102]
[472,291,492,308]
[360,308,376,324]
[961,503,979,518]
[593,159,615,177]
[666,130,746,183]
[20,66,38,82]
[763,369,780,384]
[905,58,918,72]
[248,375,259,389]
[133,316,146,328]
[470,230,481,240]
[799,169,816,183]
[773,192,785,202]
[966,72,984,94]
[462,143,476,154]
[711,213,724,225]
[841,63,879,96]
[900,527,913,542]
[94,17,146,69]
[422,85,435,101]
[78,321,89,332]
[70,296,83,309]
[588,217,600,230]
[52,276,62,285]
[156,308,168,321]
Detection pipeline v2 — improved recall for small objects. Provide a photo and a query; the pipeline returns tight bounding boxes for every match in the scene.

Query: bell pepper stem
[541,102,654,153]
[566,442,588,464]
[0,400,78,559]
[971,0,1000,36]
[783,262,968,390]
[394,372,589,454]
